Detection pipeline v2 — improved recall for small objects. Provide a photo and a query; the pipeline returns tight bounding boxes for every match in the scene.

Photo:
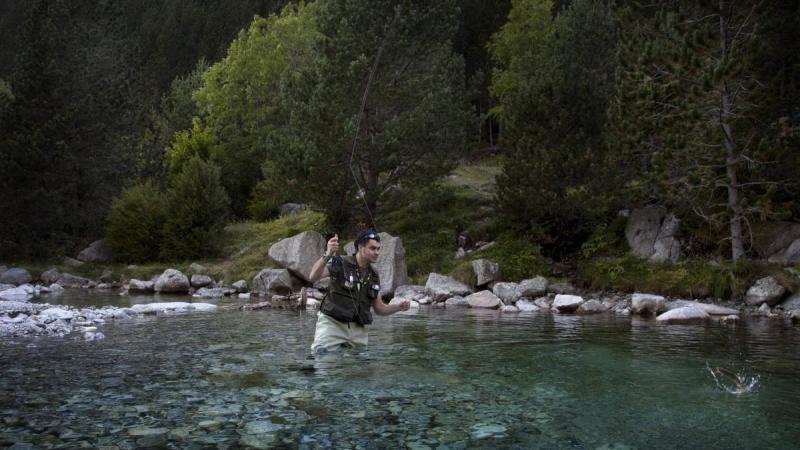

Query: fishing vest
[321,255,380,325]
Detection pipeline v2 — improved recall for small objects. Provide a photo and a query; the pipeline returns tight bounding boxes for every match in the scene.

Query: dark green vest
[321,256,380,325]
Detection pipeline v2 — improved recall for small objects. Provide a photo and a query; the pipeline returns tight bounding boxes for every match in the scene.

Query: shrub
[105,181,168,262]
[160,156,230,260]
[168,118,218,179]
[476,232,548,282]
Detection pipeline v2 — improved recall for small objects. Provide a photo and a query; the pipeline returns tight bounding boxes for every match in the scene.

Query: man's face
[358,239,381,263]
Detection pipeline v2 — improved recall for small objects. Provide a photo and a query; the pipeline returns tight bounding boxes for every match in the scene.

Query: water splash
[706,362,759,395]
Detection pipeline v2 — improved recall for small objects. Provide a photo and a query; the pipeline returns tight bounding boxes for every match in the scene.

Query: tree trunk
[720,4,745,261]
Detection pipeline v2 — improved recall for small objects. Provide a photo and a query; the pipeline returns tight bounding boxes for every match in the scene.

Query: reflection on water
[2,293,799,449]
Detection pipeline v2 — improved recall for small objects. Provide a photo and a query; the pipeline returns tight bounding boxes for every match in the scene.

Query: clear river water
[1,291,799,449]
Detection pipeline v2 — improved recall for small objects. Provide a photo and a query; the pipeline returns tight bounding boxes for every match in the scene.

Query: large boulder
[745,277,786,306]
[40,268,62,286]
[0,268,32,286]
[492,282,520,305]
[252,269,294,298]
[553,294,584,313]
[268,231,326,282]
[154,269,190,293]
[343,232,411,297]
[425,273,472,302]
[465,290,502,309]
[57,272,95,289]
[191,274,214,288]
[631,293,666,316]
[625,206,682,263]
[472,259,500,286]
[519,276,548,298]
[656,306,709,324]
[77,239,112,263]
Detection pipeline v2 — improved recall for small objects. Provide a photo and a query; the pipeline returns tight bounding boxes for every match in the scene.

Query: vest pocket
[322,291,357,322]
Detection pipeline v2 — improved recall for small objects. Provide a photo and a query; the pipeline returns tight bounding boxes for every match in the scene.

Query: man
[308,230,410,353]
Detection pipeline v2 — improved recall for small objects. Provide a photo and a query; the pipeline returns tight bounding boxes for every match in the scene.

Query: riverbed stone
[190,274,213,288]
[745,277,786,306]
[519,276,548,298]
[656,306,710,323]
[472,259,500,286]
[39,307,74,322]
[465,290,502,309]
[253,269,293,297]
[76,239,112,263]
[426,273,472,302]
[57,272,95,289]
[193,287,225,298]
[501,305,519,313]
[577,299,609,314]
[128,279,154,292]
[631,293,666,316]
[516,299,539,312]
[553,294,584,313]
[40,268,61,285]
[444,296,468,307]
[665,300,739,315]
[0,268,32,286]
[0,284,36,301]
[534,296,552,309]
[154,269,190,293]
[268,231,326,282]
[779,292,800,311]
[128,302,217,314]
[492,282,520,305]
[232,280,248,293]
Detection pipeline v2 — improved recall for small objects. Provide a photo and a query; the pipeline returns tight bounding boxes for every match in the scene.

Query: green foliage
[168,118,219,179]
[106,181,168,262]
[490,0,620,256]
[476,233,548,282]
[160,157,231,260]
[194,2,321,216]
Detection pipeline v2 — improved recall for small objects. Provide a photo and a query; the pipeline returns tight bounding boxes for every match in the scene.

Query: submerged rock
[665,300,739,315]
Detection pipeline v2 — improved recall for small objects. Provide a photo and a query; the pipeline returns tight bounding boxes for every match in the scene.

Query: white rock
[232,280,248,293]
[306,298,321,309]
[577,299,608,314]
[492,282,520,305]
[631,293,666,316]
[129,302,217,314]
[553,294,584,313]
[465,290,502,309]
[0,284,37,301]
[501,305,519,313]
[39,307,74,322]
[518,276,548,298]
[444,296,469,307]
[192,287,225,298]
[665,300,739,315]
[238,293,251,300]
[516,299,539,312]
[656,306,709,323]
[425,273,472,302]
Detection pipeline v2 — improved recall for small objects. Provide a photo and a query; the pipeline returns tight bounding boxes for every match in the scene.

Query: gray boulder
[519,276,548,298]
[501,305,519,313]
[625,206,682,263]
[465,290,502,309]
[445,296,469,307]
[344,232,411,297]
[268,231,327,283]
[472,259,500,286]
[40,268,62,285]
[0,268,32,286]
[577,299,609,314]
[745,277,786,306]
[553,294,584,313]
[516,299,539,312]
[57,272,95,289]
[665,300,739,315]
[77,239,112,263]
[492,282,520,305]
[154,269,190,293]
[191,274,214,288]
[425,273,472,302]
[656,306,709,323]
[631,293,666,316]
[779,292,800,311]
[252,269,294,297]
[232,280,248,293]
[128,279,155,292]
[193,287,225,298]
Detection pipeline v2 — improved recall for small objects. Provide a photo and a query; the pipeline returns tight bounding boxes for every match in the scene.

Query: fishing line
[348,6,401,230]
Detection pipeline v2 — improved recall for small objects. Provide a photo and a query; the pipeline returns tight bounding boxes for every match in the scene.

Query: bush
[160,156,230,260]
[475,232,548,282]
[105,181,168,262]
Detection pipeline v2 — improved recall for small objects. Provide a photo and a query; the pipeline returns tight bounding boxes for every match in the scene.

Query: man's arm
[372,293,411,316]
[309,234,338,282]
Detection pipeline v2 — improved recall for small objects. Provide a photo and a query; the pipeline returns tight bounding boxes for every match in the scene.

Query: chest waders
[321,256,380,326]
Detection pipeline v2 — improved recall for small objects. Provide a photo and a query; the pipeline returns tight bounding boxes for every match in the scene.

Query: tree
[490,0,619,255]
[264,0,470,230]
[610,0,798,260]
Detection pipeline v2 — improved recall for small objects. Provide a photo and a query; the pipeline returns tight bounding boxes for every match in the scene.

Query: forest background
[1,0,798,298]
